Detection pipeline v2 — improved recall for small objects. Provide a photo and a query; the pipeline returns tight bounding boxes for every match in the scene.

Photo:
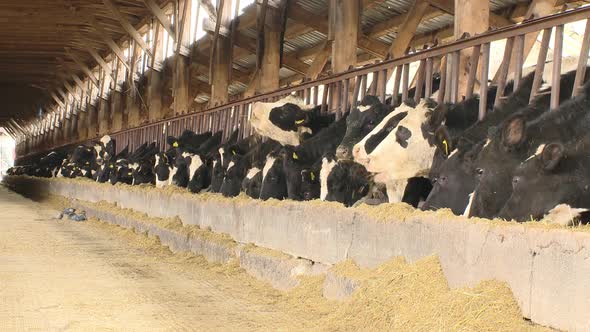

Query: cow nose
[336,146,351,160]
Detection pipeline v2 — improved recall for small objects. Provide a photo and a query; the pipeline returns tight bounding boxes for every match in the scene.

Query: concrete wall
[6,176,590,331]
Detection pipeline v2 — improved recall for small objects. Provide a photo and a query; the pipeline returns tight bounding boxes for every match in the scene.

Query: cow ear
[541,143,564,171]
[501,115,525,147]
[434,126,453,157]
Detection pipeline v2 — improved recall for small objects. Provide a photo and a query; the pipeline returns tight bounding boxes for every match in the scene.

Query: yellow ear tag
[173,142,179,148]
[109,165,114,168]
[292,152,298,160]
[310,172,315,181]
[442,140,449,156]
[128,172,132,176]
[85,161,89,165]
[295,119,305,125]
[232,150,236,155]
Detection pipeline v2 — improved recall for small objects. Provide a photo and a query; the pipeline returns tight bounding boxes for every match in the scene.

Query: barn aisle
[0,186,302,331]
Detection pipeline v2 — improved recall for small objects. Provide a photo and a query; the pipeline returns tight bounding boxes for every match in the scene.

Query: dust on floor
[0,185,548,331]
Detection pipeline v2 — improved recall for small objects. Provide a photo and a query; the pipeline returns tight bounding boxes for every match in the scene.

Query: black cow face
[154,153,171,188]
[260,153,288,200]
[171,153,191,188]
[336,95,390,160]
[210,155,225,193]
[469,116,528,218]
[96,162,115,183]
[269,103,308,132]
[240,168,262,199]
[422,141,483,215]
[221,156,247,197]
[131,161,155,185]
[110,160,133,185]
[300,168,320,201]
[187,156,211,194]
[498,142,590,223]
[323,159,370,207]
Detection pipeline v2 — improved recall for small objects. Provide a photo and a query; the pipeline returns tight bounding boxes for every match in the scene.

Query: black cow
[423,69,583,215]
[469,77,590,219]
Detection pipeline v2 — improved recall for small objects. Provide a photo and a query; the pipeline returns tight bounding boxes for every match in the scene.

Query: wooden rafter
[101,0,153,58]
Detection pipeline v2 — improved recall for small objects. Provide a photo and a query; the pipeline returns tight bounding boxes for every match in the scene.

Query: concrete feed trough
[5,176,590,331]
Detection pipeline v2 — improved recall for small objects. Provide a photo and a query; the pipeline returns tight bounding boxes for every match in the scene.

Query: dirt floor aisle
[0,186,303,331]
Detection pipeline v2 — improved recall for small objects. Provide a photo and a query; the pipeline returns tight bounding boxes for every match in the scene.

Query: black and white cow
[259,111,349,201]
[468,78,590,219]
[251,95,335,146]
[93,135,115,166]
[221,138,281,198]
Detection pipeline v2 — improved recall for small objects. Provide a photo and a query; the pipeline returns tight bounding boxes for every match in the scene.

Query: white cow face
[250,95,314,146]
[353,100,438,180]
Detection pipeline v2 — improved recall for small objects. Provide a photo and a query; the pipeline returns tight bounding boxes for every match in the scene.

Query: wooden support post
[258,3,283,94]
[126,41,143,127]
[331,0,359,74]
[455,0,489,99]
[210,0,233,106]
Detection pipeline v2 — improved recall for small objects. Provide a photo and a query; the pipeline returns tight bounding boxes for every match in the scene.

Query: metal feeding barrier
[17,6,590,160]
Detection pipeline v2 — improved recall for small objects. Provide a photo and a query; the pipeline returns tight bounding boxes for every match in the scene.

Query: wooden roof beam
[64,48,100,87]
[101,0,153,58]
[142,0,175,40]
[80,12,131,70]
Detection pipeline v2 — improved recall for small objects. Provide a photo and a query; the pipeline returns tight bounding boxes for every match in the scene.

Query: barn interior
[3,0,590,330]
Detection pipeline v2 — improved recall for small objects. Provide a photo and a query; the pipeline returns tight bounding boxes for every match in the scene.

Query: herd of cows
[9,68,590,225]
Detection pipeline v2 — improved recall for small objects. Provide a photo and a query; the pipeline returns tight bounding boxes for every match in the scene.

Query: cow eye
[475,168,484,177]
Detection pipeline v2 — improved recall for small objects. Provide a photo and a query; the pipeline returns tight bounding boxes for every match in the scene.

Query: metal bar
[401,63,410,102]
[414,60,425,103]
[360,74,368,100]
[573,19,590,97]
[313,86,319,105]
[425,58,433,99]
[513,34,525,91]
[438,56,447,105]
[369,71,378,96]
[344,78,351,113]
[479,43,490,121]
[352,75,362,107]
[380,69,387,103]
[451,51,460,103]
[321,84,329,113]
[465,45,480,99]
[530,28,552,102]
[494,36,515,108]
[551,24,564,110]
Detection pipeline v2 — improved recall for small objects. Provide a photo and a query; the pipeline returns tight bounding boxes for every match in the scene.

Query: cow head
[353,99,439,179]
[336,95,392,160]
[210,155,225,193]
[130,161,154,186]
[322,157,371,207]
[220,155,247,197]
[422,139,484,215]
[187,154,211,193]
[153,152,172,188]
[94,135,115,165]
[498,142,590,223]
[259,152,288,200]
[240,167,261,199]
[300,168,320,201]
[251,96,315,146]
[468,115,528,218]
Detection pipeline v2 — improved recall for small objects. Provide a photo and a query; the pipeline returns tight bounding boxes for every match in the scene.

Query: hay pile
[37,193,548,331]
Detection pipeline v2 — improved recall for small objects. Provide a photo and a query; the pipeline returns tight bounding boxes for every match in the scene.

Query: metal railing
[17,6,590,160]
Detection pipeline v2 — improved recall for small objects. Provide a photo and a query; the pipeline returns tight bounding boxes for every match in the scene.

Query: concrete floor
[0,186,302,331]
